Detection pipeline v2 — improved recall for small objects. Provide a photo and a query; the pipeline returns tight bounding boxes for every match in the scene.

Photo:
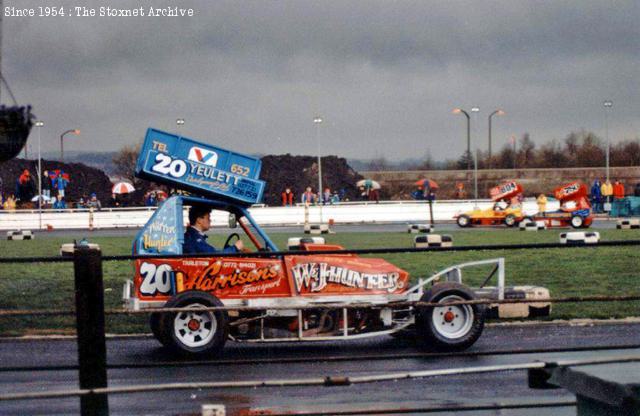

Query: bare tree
[112,144,141,185]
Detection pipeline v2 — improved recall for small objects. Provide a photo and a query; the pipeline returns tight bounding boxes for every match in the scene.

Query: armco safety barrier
[0,199,559,231]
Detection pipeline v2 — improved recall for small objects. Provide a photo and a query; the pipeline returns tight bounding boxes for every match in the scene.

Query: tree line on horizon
[366,130,640,171]
[110,129,640,183]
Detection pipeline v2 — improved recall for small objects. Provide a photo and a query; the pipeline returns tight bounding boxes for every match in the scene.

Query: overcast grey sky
[3,0,639,161]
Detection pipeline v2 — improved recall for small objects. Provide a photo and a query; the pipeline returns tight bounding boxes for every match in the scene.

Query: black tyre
[570,215,584,229]
[415,282,485,351]
[150,312,171,347]
[160,291,229,356]
[456,215,472,228]
[504,214,517,227]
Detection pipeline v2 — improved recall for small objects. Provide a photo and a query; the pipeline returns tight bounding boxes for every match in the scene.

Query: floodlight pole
[603,100,612,183]
[452,108,471,170]
[471,107,480,202]
[36,121,44,229]
[60,129,80,162]
[314,116,323,222]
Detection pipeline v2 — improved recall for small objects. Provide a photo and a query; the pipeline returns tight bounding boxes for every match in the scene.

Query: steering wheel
[223,233,240,250]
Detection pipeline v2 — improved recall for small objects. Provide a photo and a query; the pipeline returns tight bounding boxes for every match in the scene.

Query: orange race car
[121,128,507,356]
[454,181,525,227]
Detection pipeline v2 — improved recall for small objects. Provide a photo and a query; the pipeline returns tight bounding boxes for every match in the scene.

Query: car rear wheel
[415,282,485,351]
[161,291,228,356]
[570,215,584,228]
[504,214,517,227]
[456,215,471,228]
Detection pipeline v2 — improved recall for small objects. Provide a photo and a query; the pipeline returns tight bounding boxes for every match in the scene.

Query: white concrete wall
[0,199,558,231]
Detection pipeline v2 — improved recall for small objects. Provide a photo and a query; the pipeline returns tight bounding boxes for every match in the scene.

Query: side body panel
[134,257,291,302]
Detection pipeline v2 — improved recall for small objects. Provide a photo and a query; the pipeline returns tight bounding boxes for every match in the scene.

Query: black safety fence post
[428,198,434,226]
[73,245,109,416]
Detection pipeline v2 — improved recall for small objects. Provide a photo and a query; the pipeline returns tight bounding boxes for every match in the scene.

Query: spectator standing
[330,192,340,204]
[590,180,603,213]
[613,180,625,199]
[536,194,547,214]
[322,188,331,205]
[51,170,70,199]
[301,187,315,205]
[53,197,67,210]
[601,180,613,204]
[16,169,36,202]
[110,193,120,207]
[77,197,86,209]
[3,194,16,211]
[368,187,380,203]
[42,170,52,199]
[145,191,157,207]
[87,193,102,210]
[358,186,368,201]
[455,182,466,199]
[281,188,294,206]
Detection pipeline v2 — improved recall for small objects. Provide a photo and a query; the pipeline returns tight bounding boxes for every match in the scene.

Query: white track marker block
[560,231,600,245]
[6,230,33,240]
[304,223,330,234]
[414,234,453,248]
[519,220,546,231]
[616,219,640,230]
[407,224,433,233]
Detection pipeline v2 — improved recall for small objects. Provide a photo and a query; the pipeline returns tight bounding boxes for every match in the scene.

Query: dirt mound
[260,154,364,205]
[0,158,113,207]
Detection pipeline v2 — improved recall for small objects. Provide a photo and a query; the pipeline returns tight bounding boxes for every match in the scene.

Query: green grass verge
[0,228,639,336]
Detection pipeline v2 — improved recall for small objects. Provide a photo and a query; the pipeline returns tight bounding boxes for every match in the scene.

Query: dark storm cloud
[3,0,639,160]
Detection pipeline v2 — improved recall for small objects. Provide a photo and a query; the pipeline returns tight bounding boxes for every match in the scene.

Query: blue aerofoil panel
[133,196,184,255]
[135,128,265,205]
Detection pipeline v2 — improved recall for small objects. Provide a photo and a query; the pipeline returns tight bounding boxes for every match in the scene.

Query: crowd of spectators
[589,179,638,213]
[280,186,347,207]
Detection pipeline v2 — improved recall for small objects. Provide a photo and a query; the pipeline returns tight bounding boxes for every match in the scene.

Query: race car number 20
[139,262,173,295]
[152,153,187,178]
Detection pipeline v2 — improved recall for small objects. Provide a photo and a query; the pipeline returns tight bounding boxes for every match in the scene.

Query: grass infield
[0,228,639,336]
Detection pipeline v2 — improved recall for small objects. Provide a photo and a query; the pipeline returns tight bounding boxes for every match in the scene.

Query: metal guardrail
[0,198,561,230]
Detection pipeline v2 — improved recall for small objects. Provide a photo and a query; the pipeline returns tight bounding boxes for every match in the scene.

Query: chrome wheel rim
[432,295,474,339]
[173,303,216,348]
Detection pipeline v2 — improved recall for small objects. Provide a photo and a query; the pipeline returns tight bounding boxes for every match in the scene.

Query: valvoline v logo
[188,146,218,167]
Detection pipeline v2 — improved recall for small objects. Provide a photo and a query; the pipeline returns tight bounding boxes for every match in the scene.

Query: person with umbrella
[112,181,135,207]
[356,179,381,203]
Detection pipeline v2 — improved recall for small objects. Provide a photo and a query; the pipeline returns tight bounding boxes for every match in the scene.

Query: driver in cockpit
[493,199,509,212]
[183,205,244,254]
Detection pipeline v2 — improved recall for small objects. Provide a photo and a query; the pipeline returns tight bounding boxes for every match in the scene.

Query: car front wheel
[457,215,471,228]
[504,214,517,227]
[161,291,228,356]
[570,215,584,228]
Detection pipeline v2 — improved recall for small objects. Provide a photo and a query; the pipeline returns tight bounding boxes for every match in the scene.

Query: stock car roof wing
[489,181,523,201]
[135,128,266,206]
[554,181,588,201]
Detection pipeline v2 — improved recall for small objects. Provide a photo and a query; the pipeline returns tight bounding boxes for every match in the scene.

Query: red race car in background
[526,181,593,228]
